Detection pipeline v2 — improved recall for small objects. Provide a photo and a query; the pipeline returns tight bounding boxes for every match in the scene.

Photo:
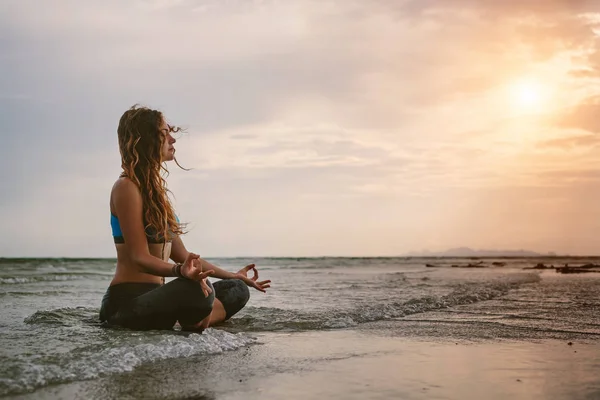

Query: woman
[99,104,270,331]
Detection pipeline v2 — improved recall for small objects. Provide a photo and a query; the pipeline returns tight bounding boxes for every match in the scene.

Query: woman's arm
[169,222,270,292]
[112,178,183,276]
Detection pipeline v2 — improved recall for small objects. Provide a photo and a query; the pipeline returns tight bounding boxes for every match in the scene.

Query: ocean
[1,257,600,399]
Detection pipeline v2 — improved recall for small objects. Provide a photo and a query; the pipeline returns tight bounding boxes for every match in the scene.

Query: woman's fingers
[192,258,204,272]
[250,279,271,293]
[181,253,200,277]
[186,252,200,263]
[200,279,212,296]
[251,266,259,281]
[200,282,210,297]
[198,270,214,280]
[253,283,266,293]
[258,279,271,290]
[242,264,258,280]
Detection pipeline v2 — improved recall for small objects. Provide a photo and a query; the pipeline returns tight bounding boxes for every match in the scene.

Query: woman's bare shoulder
[112,176,138,192]
[111,177,141,209]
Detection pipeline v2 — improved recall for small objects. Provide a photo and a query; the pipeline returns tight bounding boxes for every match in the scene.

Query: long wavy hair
[117,104,186,241]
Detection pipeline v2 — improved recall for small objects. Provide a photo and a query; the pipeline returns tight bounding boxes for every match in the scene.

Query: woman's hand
[181,252,214,297]
[236,263,271,293]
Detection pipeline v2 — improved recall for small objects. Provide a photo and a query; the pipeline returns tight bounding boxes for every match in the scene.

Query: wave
[24,307,100,326]
[227,273,542,332]
[20,273,541,332]
[0,273,110,284]
[0,290,73,297]
[275,265,336,270]
[0,329,256,397]
[396,318,600,337]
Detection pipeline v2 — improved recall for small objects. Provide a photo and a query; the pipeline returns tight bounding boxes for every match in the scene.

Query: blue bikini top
[111,213,179,244]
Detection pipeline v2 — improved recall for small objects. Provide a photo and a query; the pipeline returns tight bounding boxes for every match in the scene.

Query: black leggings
[99,278,250,331]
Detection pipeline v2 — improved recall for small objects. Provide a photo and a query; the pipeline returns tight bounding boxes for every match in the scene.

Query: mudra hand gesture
[236,264,271,293]
[181,252,214,298]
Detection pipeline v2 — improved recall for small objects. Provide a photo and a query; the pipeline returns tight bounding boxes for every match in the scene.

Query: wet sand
[9,327,600,400]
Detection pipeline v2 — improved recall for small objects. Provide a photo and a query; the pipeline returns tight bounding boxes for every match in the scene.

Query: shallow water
[1,257,599,397]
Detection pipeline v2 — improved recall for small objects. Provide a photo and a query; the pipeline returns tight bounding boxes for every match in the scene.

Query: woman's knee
[214,279,250,319]
[167,278,215,318]
[233,279,250,305]
[176,281,215,327]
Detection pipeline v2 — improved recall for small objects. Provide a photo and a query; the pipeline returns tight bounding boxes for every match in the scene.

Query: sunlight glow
[510,79,544,110]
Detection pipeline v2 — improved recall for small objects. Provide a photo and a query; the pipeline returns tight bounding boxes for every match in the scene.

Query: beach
[10,331,599,400]
[1,257,600,399]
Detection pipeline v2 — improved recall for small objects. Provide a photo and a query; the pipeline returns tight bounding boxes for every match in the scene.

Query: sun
[508,79,546,111]
[514,82,541,106]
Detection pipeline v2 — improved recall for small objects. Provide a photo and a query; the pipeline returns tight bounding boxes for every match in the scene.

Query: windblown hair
[117,104,186,241]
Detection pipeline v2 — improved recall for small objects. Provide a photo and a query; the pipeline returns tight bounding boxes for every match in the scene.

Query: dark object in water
[523,263,554,270]
[452,261,486,268]
[555,264,600,274]
[425,262,487,268]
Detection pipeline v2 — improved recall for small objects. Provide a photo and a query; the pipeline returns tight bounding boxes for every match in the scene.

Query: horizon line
[2,254,600,260]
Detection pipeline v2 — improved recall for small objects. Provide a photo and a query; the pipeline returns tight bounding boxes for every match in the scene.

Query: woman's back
[109,176,172,286]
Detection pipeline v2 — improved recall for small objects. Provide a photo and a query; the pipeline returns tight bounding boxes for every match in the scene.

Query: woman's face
[159,119,176,162]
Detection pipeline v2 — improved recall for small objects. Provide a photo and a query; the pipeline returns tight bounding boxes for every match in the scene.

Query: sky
[2,0,600,257]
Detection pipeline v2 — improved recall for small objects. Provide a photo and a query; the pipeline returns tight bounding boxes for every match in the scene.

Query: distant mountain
[404,247,555,257]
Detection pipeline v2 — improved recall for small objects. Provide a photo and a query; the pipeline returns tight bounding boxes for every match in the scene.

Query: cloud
[402,0,600,15]
[555,96,600,133]
[537,133,600,148]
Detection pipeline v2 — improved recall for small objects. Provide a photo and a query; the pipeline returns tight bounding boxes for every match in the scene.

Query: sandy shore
[7,326,600,400]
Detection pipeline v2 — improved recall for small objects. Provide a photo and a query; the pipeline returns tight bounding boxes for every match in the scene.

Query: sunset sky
[2,0,600,257]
